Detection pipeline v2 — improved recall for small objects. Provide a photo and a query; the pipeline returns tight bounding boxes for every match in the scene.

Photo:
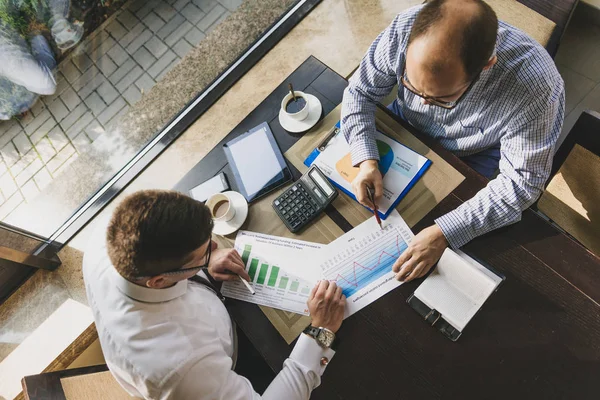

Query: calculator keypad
[274,184,319,231]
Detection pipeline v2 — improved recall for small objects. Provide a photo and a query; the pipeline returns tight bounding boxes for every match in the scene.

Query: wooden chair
[20,326,274,399]
[549,111,600,179]
[536,111,600,257]
[21,365,136,400]
[516,0,580,57]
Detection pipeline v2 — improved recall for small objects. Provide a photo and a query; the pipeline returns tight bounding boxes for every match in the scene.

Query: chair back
[550,111,600,179]
[537,111,600,256]
[484,0,555,48]
[22,365,137,400]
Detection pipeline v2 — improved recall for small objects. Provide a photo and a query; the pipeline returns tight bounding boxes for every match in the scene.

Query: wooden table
[174,56,600,399]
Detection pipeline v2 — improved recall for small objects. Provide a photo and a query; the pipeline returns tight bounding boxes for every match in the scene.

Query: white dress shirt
[83,238,335,399]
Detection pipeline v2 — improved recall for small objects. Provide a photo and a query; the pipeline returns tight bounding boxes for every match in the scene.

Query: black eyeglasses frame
[400,68,481,110]
[135,243,212,279]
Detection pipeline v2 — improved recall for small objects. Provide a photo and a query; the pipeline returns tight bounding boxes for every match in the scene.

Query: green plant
[0,0,46,37]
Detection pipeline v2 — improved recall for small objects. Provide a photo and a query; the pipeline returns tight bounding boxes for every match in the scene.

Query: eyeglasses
[400,68,480,110]
[136,243,212,279]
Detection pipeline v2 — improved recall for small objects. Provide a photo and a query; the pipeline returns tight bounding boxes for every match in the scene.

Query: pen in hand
[238,274,255,295]
[224,260,255,295]
[366,186,383,230]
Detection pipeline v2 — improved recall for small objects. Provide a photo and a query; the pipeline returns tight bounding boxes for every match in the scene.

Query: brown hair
[408,0,498,80]
[106,190,213,280]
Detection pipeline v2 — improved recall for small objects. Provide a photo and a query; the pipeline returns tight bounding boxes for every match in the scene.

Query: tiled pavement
[0,0,242,221]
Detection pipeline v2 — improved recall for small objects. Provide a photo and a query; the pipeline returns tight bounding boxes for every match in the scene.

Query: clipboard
[303,121,432,220]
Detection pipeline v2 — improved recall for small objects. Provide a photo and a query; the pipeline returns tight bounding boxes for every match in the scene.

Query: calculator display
[309,169,334,196]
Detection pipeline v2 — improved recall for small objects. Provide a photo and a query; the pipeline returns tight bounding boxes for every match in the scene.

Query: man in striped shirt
[341,0,564,281]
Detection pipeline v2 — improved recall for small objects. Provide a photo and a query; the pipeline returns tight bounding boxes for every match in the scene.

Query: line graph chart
[328,235,407,297]
[319,216,411,298]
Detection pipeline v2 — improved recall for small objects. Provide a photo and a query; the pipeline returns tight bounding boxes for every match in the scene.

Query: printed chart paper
[221,231,322,315]
[308,128,430,218]
[317,210,414,318]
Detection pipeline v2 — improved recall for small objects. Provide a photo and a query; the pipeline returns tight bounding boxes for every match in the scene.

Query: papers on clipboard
[304,122,431,219]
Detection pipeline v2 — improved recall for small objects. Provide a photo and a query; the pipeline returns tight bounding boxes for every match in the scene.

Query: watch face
[317,329,335,348]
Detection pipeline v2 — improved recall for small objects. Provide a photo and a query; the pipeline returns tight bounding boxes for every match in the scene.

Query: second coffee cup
[206,193,236,222]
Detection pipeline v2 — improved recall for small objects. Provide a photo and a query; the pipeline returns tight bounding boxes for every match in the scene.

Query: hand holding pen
[351,159,383,209]
[366,186,383,230]
[206,247,255,294]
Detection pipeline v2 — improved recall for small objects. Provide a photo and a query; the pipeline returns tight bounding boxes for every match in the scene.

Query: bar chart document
[317,210,414,318]
[221,231,322,315]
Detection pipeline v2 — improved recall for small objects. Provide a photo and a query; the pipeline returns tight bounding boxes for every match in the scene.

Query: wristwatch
[303,325,337,349]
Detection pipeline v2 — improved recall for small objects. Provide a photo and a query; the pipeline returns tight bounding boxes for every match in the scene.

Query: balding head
[408,0,498,80]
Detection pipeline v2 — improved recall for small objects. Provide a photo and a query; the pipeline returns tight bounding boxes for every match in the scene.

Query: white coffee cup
[281,91,310,121]
[206,193,236,222]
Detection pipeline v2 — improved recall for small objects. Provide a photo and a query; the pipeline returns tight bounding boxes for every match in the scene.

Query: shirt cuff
[435,210,477,249]
[350,137,380,167]
[289,334,336,376]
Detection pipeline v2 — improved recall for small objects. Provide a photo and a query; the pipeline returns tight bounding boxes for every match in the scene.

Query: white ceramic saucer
[212,191,248,236]
[279,94,323,133]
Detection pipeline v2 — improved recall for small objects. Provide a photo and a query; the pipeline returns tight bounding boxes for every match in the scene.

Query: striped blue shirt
[341,5,565,249]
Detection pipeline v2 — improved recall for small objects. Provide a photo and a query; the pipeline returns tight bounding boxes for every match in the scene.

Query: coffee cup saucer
[279,94,323,133]
[213,191,248,236]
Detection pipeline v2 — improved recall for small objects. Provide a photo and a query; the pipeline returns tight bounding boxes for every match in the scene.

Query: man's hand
[307,281,345,333]
[207,246,251,282]
[392,224,448,282]
[351,160,383,209]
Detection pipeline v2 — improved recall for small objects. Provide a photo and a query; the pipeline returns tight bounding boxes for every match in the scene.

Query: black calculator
[273,166,338,233]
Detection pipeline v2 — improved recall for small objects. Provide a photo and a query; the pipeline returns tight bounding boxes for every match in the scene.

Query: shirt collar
[111,267,188,303]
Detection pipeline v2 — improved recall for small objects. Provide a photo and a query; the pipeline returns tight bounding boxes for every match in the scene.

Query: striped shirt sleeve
[435,80,565,248]
[340,15,403,166]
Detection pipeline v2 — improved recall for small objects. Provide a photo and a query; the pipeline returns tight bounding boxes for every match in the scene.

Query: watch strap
[406,294,461,341]
[303,325,338,350]
[303,325,321,339]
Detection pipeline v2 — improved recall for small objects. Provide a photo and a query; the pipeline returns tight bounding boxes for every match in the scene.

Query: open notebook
[408,249,504,341]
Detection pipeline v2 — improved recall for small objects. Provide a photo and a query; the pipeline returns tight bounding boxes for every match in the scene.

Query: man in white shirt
[83,190,346,399]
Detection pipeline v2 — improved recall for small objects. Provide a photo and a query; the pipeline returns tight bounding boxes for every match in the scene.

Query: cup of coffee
[281,91,310,121]
[206,193,236,222]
